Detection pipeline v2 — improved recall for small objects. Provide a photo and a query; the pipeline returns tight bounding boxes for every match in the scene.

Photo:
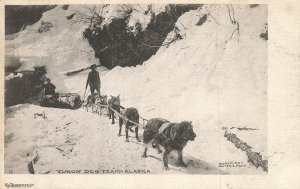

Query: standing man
[86,64,101,97]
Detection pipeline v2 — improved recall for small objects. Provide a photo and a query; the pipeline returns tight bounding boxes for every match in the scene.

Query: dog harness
[159,123,172,134]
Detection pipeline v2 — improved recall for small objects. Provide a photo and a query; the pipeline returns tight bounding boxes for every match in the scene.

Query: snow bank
[5,4,169,94]
[5,5,100,93]
[100,4,267,169]
[102,4,267,123]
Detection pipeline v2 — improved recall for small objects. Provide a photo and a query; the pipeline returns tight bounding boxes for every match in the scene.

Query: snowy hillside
[5,4,268,174]
[5,5,101,91]
[5,4,171,92]
[101,4,268,159]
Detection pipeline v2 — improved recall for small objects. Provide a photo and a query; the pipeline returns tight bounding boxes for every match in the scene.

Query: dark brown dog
[142,118,196,170]
[119,107,140,142]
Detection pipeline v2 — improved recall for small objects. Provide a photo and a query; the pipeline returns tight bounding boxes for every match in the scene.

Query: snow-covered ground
[5,4,267,174]
[4,104,264,174]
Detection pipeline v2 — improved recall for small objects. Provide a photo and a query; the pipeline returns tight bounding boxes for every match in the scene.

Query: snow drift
[101,4,268,160]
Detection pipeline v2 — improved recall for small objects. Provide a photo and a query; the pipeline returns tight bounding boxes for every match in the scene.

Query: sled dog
[142,118,196,170]
[119,107,140,142]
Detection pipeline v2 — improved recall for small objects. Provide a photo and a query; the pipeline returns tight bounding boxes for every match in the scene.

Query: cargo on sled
[41,93,81,109]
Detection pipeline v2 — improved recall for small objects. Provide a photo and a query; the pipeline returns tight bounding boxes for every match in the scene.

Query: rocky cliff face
[82,4,201,68]
[5,5,56,35]
[6,4,200,69]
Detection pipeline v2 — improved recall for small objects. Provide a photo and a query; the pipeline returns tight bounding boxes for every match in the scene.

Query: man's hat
[90,64,97,69]
[46,78,51,82]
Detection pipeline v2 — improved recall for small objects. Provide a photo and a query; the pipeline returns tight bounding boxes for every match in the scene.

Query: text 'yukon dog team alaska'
[142,118,196,170]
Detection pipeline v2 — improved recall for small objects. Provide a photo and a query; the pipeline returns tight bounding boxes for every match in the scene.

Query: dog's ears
[110,95,113,98]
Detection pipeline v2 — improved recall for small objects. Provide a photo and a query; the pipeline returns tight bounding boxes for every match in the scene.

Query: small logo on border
[5,183,34,188]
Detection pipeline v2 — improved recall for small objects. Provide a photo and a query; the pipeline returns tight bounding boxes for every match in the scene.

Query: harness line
[107,106,145,129]
[83,94,149,128]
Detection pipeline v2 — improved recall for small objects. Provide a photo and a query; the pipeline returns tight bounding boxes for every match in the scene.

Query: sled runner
[41,93,81,109]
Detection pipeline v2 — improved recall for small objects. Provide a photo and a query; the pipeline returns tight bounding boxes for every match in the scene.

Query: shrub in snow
[197,14,207,26]
[249,4,259,8]
[66,13,75,20]
[38,21,54,33]
[246,151,268,172]
[61,5,69,10]
[225,131,268,172]
[4,107,13,114]
[260,23,268,40]
[260,31,268,40]
[34,66,47,75]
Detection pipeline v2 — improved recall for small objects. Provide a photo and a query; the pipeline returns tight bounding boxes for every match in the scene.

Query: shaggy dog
[119,107,140,142]
[83,95,100,113]
[97,95,108,115]
[142,118,196,170]
[84,94,107,115]
[108,95,121,124]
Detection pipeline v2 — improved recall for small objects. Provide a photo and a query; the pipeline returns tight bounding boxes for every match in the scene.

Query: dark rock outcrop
[5,66,47,107]
[5,5,56,35]
[83,4,201,69]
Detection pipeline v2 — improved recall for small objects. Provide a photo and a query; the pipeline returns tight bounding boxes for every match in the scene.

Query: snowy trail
[5,104,224,174]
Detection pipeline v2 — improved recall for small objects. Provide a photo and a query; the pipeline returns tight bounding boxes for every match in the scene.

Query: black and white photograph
[4,4,269,175]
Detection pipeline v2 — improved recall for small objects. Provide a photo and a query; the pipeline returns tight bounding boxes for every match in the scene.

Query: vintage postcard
[1,0,299,189]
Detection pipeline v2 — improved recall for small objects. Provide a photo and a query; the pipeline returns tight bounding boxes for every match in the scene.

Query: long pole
[82,88,87,102]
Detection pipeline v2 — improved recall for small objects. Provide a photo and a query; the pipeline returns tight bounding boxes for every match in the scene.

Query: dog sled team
[53,64,197,170]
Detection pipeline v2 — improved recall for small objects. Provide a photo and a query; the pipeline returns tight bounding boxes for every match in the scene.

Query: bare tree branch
[177,19,187,30]
[206,8,220,26]
[141,29,182,48]
[136,4,147,14]
[71,5,110,30]
[223,4,240,43]
[225,4,237,24]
